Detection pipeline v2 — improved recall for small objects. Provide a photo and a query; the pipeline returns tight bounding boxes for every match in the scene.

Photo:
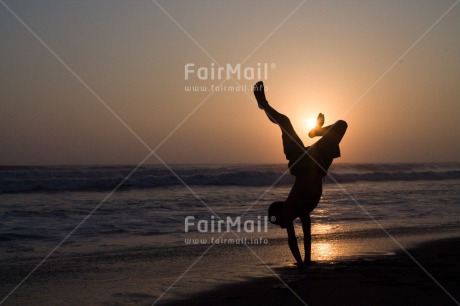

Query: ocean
[1,163,459,260]
[1,162,460,304]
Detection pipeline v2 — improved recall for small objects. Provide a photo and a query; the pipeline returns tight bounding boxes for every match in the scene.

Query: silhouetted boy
[254,81,347,266]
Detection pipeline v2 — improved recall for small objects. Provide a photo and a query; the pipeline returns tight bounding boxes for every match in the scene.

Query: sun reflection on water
[311,224,341,260]
[314,242,338,260]
[312,223,335,235]
[304,222,397,261]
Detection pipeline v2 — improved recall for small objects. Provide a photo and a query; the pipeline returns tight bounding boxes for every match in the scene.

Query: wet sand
[161,237,460,306]
[1,236,459,305]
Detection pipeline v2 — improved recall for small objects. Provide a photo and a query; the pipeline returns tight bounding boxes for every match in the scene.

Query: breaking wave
[1,163,459,193]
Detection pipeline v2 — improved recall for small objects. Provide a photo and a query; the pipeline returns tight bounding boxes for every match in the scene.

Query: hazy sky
[1,0,459,165]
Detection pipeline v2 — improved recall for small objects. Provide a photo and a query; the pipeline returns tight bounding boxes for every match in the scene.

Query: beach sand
[163,237,460,306]
[1,236,459,305]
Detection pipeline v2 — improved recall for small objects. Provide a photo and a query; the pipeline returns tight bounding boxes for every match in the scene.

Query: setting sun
[306,118,317,130]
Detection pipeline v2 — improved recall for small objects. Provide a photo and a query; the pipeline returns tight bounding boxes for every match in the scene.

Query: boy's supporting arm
[286,222,302,264]
[301,215,312,263]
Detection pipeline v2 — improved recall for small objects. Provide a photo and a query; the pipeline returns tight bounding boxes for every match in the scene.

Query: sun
[306,118,317,130]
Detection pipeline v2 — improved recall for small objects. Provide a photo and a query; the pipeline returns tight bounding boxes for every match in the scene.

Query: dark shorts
[283,121,347,176]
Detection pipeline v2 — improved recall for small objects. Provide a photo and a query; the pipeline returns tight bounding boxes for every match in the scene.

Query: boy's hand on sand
[295,261,306,269]
[253,81,268,109]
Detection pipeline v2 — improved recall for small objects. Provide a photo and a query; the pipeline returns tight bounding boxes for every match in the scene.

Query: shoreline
[159,237,460,306]
[1,235,459,305]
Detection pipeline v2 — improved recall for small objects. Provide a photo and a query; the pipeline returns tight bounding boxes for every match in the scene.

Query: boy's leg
[254,81,309,175]
[319,120,348,145]
[254,81,298,138]
[307,119,347,175]
[309,113,347,146]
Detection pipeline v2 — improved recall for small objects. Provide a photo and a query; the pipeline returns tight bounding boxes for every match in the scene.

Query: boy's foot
[253,81,268,109]
[308,113,325,138]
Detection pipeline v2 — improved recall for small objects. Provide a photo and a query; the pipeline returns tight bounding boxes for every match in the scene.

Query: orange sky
[1,0,459,165]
